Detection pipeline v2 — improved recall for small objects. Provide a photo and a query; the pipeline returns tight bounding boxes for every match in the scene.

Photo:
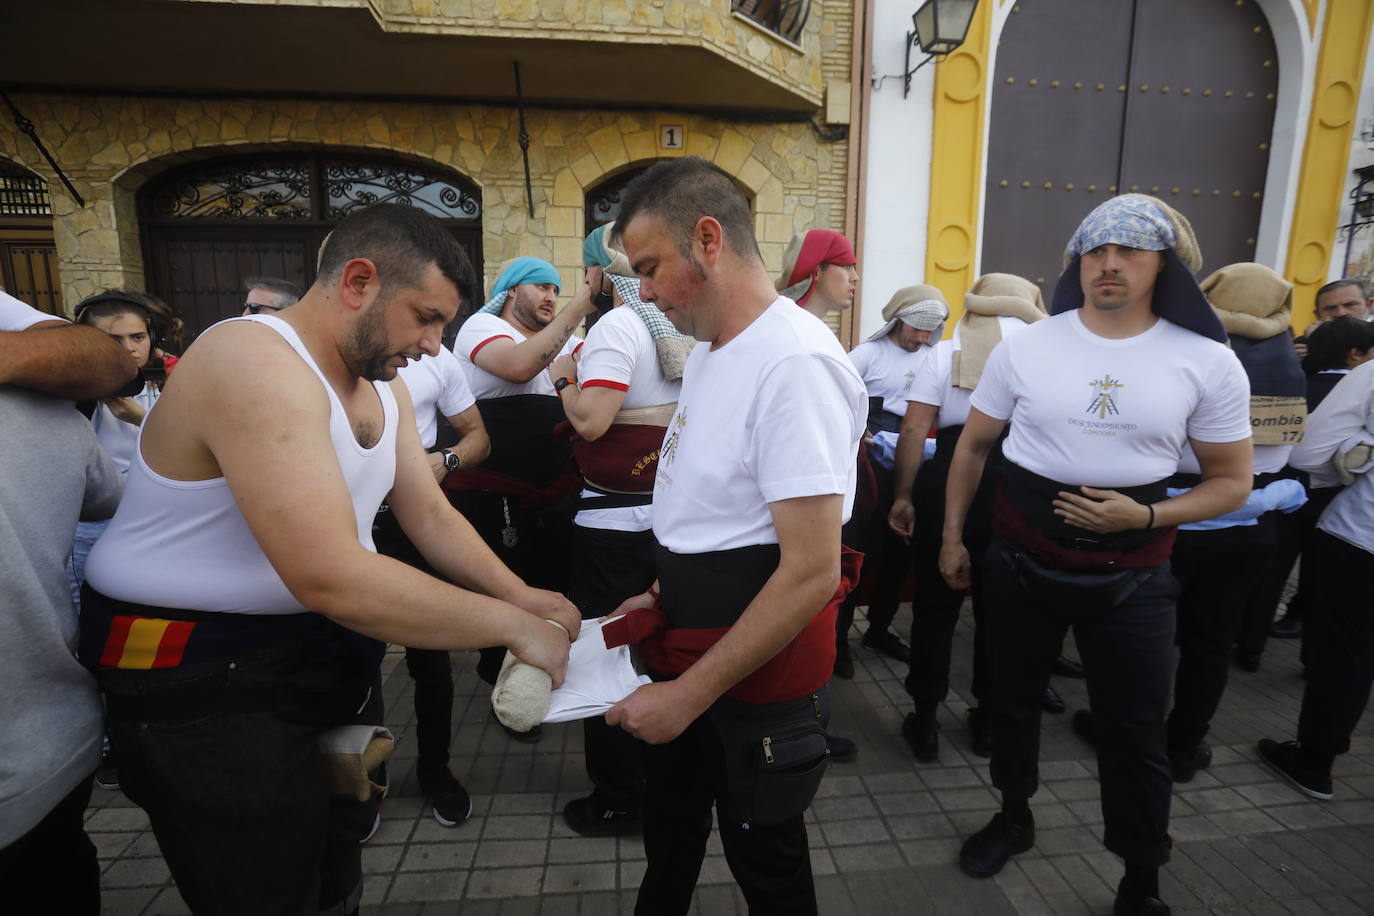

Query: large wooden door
[0,162,61,315]
[141,154,483,343]
[981,0,1277,295]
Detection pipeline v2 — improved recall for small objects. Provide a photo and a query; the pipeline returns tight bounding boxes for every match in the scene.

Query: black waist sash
[1168,469,1288,490]
[656,544,780,630]
[870,410,902,435]
[578,481,654,511]
[1003,461,1166,553]
[475,394,572,488]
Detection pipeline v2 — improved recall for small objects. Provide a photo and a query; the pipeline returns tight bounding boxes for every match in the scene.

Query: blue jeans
[68,519,108,610]
[100,641,378,915]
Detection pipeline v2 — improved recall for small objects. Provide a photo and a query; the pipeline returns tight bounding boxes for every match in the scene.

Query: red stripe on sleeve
[152,621,197,669]
[99,615,139,669]
[469,335,513,361]
[573,341,584,354]
[582,379,629,391]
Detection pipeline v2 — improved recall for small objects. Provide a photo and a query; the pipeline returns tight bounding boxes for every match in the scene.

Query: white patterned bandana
[608,274,677,341]
[1066,195,1176,258]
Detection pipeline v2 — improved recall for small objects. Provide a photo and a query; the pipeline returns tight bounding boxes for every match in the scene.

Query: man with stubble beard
[80,205,578,915]
[448,257,601,714]
[943,196,1252,916]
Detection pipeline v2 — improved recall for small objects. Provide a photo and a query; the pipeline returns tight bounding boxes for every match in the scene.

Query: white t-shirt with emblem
[452,312,580,399]
[653,298,868,554]
[909,316,1035,429]
[397,348,477,449]
[575,306,682,533]
[847,337,933,417]
[970,310,1251,487]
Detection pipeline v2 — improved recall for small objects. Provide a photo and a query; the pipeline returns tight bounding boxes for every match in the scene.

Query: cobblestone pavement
[88,606,1374,915]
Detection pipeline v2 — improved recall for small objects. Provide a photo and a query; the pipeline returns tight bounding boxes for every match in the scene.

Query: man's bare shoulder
[153,320,331,438]
[174,321,320,397]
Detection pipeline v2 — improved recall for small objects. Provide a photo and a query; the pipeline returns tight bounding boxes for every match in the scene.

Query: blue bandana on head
[1066,195,1176,258]
[583,225,613,269]
[480,256,561,315]
[1051,194,1227,342]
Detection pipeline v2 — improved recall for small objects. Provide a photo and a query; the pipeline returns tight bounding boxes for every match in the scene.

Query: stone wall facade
[0,93,849,320]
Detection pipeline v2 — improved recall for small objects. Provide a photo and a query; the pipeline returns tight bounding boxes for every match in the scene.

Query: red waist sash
[601,547,862,703]
[572,422,667,494]
[442,466,582,510]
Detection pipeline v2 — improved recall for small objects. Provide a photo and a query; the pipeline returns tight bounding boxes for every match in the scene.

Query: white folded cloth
[545,616,652,724]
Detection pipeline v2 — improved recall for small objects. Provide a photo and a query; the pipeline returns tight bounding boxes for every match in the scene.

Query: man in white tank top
[80,205,579,916]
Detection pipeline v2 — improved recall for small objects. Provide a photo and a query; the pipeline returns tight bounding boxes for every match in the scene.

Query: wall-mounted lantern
[904,0,979,98]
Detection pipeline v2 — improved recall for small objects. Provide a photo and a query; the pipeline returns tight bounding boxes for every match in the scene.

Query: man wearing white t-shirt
[546,225,691,837]
[887,273,1046,762]
[378,347,490,826]
[839,286,948,669]
[448,257,595,695]
[943,196,1252,916]
[1259,357,1374,800]
[607,157,867,915]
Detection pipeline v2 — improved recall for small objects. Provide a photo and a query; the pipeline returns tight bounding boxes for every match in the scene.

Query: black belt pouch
[1006,545,1158,616]
[707,687,832,827]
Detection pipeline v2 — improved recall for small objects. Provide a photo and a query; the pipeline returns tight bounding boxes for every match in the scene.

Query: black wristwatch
[440,449,461,472]
[553,376,575,393]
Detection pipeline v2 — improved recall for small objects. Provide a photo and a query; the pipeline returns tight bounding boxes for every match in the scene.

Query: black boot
[902,706,940,762]
[959,810,1034,878]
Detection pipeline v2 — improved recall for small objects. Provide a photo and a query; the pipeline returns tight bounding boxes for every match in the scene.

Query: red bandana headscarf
[776,230,857,306]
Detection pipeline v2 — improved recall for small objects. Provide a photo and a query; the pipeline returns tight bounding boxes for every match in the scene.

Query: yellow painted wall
[1283,0,1374,329]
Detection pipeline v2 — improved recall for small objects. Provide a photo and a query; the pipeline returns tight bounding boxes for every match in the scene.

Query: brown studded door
[141,154,483,345]
[980,0,1277,297]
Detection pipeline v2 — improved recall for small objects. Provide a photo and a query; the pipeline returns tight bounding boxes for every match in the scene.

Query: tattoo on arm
[538,325,576,365]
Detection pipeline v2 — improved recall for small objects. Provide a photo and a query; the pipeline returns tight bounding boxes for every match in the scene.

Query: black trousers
[1166,519,1276,752]
[0,774,99,915]
[447,489,575,685]
[373,509,454,775]
[904,449,996,708]
[637,707,818,916]
[567,523,657,809]
[983,536,1176,866]
[1297,530,1374,761]
[1235,488,1336,658]
[849,459,911,635]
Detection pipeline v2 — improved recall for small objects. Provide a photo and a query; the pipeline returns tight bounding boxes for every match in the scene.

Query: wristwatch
[553,376,575,393]
[440,449,461,472]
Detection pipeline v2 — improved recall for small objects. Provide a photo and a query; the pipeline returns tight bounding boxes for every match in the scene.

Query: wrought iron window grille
[732,0,811,44]
[0,173,51,217]
[146,155,480,224]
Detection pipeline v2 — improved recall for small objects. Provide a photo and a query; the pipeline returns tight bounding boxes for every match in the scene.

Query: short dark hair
[613,157,759,263]
[244,276,304,307]
[1304,315,1374,373]
[316,203,478,310]
[1316,278,1368,301]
